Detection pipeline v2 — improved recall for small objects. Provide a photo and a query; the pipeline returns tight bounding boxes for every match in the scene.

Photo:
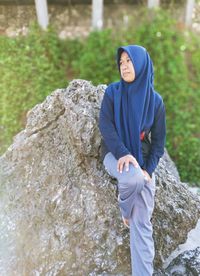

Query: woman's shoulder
[154,90,163,102]
[105,81,120,98]
[153,91,165,119]
[154,91,164,108]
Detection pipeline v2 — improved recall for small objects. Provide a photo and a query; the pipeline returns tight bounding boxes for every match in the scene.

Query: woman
[99,45,166,276]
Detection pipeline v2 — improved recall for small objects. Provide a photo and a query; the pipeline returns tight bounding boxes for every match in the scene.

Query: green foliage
[0,23,82,152]
[0,11,199,184]
[72,29,120,84]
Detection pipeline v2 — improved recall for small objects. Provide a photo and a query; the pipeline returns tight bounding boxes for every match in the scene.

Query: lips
[123,72,130,75]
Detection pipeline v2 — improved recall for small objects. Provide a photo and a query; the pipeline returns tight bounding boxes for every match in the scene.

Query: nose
[121,63,128,70]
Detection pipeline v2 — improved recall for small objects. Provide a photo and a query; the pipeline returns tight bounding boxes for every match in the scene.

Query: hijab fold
[113,45,157,166]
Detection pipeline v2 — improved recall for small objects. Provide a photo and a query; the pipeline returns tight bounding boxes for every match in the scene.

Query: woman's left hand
[142,170,152,182]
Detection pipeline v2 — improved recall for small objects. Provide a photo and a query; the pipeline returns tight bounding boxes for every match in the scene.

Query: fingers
[122,216,130,228]
[117,159,125,173]
[117,157,124,173]
[117,155,139,173]
[117,160,120,172]
[125,160,129,172]
[142,169,151,182]
[129,157,139,168]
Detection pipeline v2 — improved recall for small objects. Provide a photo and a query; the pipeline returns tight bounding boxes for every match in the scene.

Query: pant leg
[130,174,156,276]
[103,152,145,219]
[103,152,155,276]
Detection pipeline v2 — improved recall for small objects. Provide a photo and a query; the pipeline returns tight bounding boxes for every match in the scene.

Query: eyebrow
[120,56,130,60]
[119,57,130,62]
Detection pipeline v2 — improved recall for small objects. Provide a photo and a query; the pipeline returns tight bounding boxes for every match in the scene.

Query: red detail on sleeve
[140,131,145,141]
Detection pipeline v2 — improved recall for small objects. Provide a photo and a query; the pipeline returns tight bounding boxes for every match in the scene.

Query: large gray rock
[154,247,200,275]
[165,247,200,275]
[0,79,200,275]
[152,151,200,268]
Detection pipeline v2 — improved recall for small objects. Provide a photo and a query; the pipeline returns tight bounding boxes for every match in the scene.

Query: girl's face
[119,51,135,82]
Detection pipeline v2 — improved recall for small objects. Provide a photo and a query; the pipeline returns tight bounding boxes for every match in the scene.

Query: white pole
[148,0,160,9]
[92,0,103,30]
[34,0,49,30]
[185,0,195,26]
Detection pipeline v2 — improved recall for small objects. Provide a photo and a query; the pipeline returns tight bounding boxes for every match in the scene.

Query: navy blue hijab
[113,45,156,166]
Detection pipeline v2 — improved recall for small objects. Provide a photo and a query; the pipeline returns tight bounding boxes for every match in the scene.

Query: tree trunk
[92,0,103,30]
[34,0,49,30]
[185,0,195,26]
[147,0,160,9]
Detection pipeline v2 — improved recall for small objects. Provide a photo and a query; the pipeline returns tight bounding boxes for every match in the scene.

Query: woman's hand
[142,170,152,182]
[117,154,139,173]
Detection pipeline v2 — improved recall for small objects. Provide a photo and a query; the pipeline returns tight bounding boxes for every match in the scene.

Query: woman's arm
[99,92,130,160]
[142,101,166,177]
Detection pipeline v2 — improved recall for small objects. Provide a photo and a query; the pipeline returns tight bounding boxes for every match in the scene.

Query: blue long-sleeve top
[99,89,166,177]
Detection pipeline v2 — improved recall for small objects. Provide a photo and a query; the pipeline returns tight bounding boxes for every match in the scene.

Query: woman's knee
[119,166,144,193]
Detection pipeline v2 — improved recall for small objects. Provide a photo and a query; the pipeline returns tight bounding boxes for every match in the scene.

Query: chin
[124,78,134,83]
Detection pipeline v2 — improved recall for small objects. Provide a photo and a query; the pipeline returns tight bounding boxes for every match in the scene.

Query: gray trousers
[103,152,156,276]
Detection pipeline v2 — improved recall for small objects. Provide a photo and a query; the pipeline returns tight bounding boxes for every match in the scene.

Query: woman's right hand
[117,154,139,173]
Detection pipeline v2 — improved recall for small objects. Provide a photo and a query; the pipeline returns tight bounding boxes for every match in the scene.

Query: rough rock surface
[165,247,200,275]
[151,150,200,268]
[154,247,200,275]
[0,79,200,275]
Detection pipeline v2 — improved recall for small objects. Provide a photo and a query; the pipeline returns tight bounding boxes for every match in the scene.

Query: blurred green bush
[0,9,199,184]
[0,24,82,153]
